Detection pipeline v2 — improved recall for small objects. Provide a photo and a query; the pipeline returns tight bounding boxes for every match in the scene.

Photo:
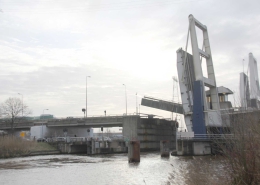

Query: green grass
[30,142,57,152]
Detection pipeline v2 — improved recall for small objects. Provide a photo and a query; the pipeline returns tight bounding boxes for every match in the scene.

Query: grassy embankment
[0,136,58,158]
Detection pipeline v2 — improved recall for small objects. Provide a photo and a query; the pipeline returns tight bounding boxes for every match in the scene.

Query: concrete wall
[45,127,93,138]
[123,116,177,151]
[177,140,193,155]
[177,140,211,156]
[122,116,139,140]
[30,126,93,139]
[192,141,211,155]
[59,144,89,154]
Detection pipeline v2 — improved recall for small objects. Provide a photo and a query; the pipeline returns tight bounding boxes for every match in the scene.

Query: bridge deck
[141,96,184,114]
[0,115,125,130]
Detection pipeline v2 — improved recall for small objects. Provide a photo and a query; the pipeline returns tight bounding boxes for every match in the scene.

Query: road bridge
[0,115,178,152]
[0,115,124,130]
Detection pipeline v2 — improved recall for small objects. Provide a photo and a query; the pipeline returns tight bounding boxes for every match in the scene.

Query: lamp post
[172,76,179,121]
[42,109,48,138]
[18,93,23,117]
[123,84,127,115]
[136,92,138,115]
[86,76,91,118]
[82,108,86,118]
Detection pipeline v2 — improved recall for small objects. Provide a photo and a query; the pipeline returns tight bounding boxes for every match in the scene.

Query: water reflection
[0,153,225,185]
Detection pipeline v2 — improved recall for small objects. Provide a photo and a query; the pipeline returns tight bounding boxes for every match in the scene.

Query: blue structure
[192,80,206,135]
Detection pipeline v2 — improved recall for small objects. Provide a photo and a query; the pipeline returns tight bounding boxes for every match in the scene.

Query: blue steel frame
[192,80,207,135]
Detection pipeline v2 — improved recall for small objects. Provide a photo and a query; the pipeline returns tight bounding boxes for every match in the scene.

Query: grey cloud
[1,0,260,118]
[1,63,173,117]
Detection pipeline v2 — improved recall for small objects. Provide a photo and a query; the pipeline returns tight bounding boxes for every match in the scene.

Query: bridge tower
[248,53,260,108]
[177,14,222,135]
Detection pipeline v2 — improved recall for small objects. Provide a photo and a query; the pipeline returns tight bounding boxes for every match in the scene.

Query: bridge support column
[160,140,170,157]
[128,140,140,163]
[123,116,177,151]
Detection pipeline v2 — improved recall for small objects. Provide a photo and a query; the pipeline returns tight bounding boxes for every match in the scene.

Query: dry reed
[214,110,260,185]
[0,136,36,158]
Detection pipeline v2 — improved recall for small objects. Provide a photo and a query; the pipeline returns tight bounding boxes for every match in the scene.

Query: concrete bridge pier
[160,140,170,157]
[128,140,140,163]
[123,116,177,151]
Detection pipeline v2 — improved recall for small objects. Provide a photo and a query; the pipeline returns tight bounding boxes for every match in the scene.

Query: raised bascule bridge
[142,14,260,155]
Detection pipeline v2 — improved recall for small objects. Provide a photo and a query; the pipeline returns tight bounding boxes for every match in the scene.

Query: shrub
[214,110,260,185]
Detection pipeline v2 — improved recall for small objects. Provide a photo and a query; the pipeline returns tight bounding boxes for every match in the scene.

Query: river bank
[28,142,60,156]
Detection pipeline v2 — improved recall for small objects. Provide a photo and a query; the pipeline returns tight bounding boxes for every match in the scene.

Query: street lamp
[18,93,23,117]
[86,76,91,118]
[172,76,180,121]
[43,109,48,115]
[42,109,48,138]
[136,92,138,115]
[123,84,127,115]
[82,108,86,118]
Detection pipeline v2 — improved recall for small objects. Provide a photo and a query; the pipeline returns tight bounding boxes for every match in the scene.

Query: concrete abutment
[123,116,177,151]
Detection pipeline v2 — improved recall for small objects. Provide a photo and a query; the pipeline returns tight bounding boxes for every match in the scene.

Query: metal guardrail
[52,113,139,120]
[0,114,131,123]
[48,136,128,143]
[177,134,234,140]
[51,137,88,143]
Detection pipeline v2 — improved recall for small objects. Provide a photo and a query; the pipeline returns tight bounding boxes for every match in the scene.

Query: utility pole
[86,76,91,118]
[123,84,127,115]
[136,93,138,115]
[18,93,23,117]
[42,109,48,138]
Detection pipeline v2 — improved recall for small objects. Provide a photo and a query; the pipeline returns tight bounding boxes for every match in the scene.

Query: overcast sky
[0,0,259,119]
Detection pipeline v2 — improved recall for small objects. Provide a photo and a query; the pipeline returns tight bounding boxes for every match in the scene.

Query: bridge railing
[52,137,87,142]
[177,133,234,140]
[49,136,110,143]
[53,113,139,120]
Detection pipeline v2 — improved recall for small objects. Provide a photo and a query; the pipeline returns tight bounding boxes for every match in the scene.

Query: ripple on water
[0,153,227,185]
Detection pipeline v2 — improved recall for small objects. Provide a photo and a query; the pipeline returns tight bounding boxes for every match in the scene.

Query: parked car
[55,137,66,142]
[111,135,124,140]
[37,138,47,142]
[95,136,112,142]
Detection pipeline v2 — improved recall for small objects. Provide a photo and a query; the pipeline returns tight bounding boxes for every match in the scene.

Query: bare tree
[0,97,31,133]
[212,110,260,185]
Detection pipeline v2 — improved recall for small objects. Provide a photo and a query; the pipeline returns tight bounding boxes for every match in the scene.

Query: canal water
[0,152,227,185]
